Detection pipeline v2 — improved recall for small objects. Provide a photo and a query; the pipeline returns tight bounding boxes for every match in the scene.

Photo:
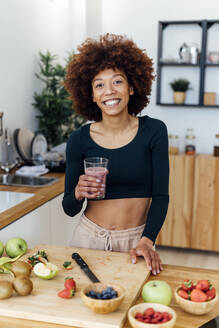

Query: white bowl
[128,303,176,328]
[175,286,218,315]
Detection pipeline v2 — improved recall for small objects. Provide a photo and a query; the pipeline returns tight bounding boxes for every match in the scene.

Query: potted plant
[169,78,191,104]
[33,51,86,149]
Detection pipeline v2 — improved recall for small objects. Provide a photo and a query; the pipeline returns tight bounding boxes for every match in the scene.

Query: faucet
[0,112,3,137]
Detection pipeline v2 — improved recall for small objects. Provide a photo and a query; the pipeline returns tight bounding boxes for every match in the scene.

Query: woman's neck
[100,113,137,136]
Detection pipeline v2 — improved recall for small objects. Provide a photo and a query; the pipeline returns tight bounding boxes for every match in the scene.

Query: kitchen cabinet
[157,154,219,252]
[192,155,219,250]
[0,193,86,248]
[156,19,219,107]
[157,155,195,248]
[0,202,51,248]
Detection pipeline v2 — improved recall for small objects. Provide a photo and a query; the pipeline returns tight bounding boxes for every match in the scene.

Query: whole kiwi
[13,275,33,296]
[0,280,13,299]
[11,261,32,277]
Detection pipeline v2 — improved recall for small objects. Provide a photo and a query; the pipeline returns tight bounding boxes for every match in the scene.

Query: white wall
[0,0,219,155]
[0,0,78,149]
[101,0,219,154]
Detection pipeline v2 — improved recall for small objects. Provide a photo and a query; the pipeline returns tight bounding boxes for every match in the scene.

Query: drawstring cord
[97,229,112,251]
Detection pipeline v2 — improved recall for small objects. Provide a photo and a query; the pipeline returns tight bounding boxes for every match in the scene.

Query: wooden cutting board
[0,245,150,328]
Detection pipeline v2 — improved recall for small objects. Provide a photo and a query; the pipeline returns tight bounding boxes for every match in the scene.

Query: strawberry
[178,288,189,299]
[206,287,216,300]
[196,280,211,291]
[181,279,194,291]
[64,277,76,291]
[58,288,75,298]
[190,288,207,302]
[144,308,154,317]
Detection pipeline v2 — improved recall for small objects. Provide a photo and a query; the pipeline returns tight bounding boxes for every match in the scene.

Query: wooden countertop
[0,264,218,328]
[0,172,65,229]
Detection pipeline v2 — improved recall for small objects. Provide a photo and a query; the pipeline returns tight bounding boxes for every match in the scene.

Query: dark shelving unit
[156,19,219,108]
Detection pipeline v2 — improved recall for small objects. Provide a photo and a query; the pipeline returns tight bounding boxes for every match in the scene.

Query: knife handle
[72,253,88,269]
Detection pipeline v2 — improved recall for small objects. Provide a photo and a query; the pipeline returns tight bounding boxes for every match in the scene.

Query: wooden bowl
[175,286,218,315]
[81,282,125,314]
[128,303,176,328]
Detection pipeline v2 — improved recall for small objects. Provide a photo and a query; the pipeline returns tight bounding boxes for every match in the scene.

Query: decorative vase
[173,91,186,104]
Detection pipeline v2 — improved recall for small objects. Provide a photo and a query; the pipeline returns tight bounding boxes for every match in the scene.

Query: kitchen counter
[0,260,218,328]
[0,172,65,229]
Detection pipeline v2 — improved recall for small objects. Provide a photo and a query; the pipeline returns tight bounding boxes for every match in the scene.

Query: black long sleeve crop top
[62,115,169,243]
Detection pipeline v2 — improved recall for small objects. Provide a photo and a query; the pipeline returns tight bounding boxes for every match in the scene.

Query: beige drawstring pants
[69,213,145,252]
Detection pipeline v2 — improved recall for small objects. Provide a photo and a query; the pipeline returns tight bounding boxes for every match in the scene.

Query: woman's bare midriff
[84,198,151,230]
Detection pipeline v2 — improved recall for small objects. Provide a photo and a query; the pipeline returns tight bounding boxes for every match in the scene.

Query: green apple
[0,241,4,257]
[33,262,58,280]
[142,280,172,306]
[5,237,28,258]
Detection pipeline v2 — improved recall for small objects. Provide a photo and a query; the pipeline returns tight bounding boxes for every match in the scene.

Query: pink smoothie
[85,167,107,198]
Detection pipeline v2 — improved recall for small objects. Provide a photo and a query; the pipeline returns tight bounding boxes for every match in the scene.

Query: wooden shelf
[159,62,200,67]
[156,19,219,108]
[158,103,219,108]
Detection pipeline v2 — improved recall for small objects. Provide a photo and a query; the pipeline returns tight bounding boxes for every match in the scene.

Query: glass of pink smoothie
[84,157,109,199]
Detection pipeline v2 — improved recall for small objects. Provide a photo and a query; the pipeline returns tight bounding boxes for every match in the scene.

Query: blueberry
[89,290,97,298]
[111,290,118,297]
[97,293,102,299]
[106,287,113,292]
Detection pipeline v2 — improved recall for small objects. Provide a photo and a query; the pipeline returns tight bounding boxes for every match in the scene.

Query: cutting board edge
[0,310,123,328]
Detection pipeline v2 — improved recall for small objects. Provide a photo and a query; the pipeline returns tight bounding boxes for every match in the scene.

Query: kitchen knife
[72,252,100,283]
[199,316,219,328]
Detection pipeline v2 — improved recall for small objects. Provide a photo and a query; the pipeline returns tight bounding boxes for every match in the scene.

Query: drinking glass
[84,157,109,199]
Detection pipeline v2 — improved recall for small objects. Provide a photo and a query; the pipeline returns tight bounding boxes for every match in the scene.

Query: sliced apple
[33,262,58,280]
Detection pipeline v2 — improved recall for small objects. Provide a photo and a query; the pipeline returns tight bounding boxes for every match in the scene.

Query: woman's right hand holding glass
[75,174,104,200]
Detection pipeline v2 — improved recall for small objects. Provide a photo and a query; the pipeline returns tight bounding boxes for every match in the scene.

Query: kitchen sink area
[0,174,59,187]
[0,190,34,214]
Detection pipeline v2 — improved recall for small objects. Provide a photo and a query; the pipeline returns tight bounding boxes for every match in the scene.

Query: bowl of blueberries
[81,282,125,314]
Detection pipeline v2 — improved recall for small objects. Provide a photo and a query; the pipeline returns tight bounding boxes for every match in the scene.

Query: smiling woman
[62,33,169,276]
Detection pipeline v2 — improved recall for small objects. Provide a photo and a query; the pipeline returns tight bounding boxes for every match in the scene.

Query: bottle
[185,128,196,155]
[168,134,179,155]
[214,134,219,157]
[0,128,17,173]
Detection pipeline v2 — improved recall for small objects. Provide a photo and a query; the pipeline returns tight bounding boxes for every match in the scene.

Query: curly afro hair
[64,33,155,121]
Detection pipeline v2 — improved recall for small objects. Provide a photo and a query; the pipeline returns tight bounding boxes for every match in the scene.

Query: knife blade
[72,252,100,283]
[199,316,219,328]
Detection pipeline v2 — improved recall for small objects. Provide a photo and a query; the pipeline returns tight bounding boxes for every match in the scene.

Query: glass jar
[169,134,179,155]
[185,128,196,155]
[214,134,219,157]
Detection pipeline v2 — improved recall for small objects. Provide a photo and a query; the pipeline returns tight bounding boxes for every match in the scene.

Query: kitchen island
[0,260,218,328]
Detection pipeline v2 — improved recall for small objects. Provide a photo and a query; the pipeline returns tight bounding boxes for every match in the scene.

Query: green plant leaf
[33,50,86,148]
[169,78,191,92]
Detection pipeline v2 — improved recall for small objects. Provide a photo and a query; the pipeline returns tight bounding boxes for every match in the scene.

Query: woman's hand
[130,237,163,275]
[75,174,105,200]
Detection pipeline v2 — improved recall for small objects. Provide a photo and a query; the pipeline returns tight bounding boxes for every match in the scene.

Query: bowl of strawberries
[128,303,176,328]
[175,279,218,315]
